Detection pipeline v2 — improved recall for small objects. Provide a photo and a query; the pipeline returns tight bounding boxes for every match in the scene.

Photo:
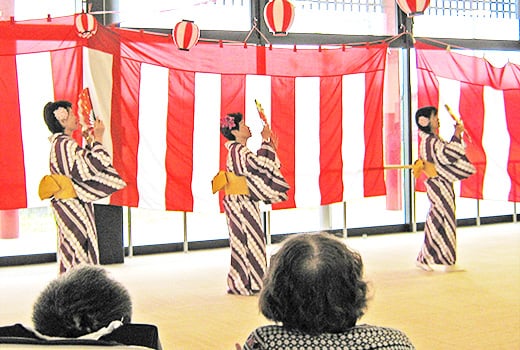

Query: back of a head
[43,100,71,134]
[415,105,437,134]
[220,112,242,140]
[259,232,367,334]
[32,265,132,338]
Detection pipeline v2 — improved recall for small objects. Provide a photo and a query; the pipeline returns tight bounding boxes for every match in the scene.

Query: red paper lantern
[396,0,431,16]
[263,0,295,36]
[173,20,200,51]
[74,13,98,39]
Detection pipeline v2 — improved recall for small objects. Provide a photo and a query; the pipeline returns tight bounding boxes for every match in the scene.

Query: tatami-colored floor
[1,222,519,350]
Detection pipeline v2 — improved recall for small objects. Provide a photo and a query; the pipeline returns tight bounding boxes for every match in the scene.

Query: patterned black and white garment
[223,140,289,296]
[49,133,126,274]
[242,324,416,350]
[416,130,476,266]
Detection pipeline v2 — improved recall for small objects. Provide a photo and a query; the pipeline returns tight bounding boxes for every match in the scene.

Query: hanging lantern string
[415,37,467,51]
[302,30,412,49]
[386,30,412,45]
[198,30,415,49]
[80,19,413,50]
[243,18,271,46]
[66,1,414,50]
[150,28,416,49]
[40,11,477,53]
[344,30,412,47]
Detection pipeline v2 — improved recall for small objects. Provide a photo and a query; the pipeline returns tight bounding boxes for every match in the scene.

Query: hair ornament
[53,107,69,123]
[418,116,430,128]
[220,114,236,129]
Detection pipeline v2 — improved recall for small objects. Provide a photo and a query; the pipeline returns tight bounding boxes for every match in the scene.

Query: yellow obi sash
[38,174,77,200]
[385,160,438,179]
[413,159,438,179]
[211,171,249,195]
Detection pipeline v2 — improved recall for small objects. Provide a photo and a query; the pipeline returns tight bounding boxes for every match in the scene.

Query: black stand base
[94,204,124,265]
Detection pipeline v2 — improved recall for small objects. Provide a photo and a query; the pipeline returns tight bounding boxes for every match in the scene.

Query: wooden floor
[0,222,519,350]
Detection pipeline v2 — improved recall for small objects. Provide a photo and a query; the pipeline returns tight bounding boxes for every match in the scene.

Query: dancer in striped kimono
[218,112,289,296]
[414,106,475,272]
[41,101,126,274]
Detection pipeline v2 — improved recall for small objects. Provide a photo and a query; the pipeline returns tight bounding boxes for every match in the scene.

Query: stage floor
[1,222,519,349]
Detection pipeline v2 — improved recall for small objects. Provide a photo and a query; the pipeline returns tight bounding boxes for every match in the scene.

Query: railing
[427,0,518,18]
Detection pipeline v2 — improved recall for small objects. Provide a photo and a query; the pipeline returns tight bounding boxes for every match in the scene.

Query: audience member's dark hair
[220,112,242,141]
[32,265,132,338]
[259,232,368,335]
[43,100,72,134]
[415,105,438,134]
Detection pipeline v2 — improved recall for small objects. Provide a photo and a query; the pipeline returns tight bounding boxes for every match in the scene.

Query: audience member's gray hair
[32,265,132,338]
[259,232,368,334]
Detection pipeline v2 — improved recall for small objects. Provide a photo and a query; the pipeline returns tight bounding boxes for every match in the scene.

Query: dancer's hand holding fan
[444,104,471,143]
[254,99,278,149]
[78,88,96,144]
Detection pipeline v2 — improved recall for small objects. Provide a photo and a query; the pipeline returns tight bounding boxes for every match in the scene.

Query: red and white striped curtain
[1,16,518,212]
[0,16,387,212]
[415,42,520,202]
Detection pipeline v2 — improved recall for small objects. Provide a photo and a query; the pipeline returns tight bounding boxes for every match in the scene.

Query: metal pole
[265,211,271,245]
[412,177,417,233]
[398,9,415,234]
[342,202,347,238]
[476,199,481,226]
[183,212,188,253]
[126,207,133,257]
